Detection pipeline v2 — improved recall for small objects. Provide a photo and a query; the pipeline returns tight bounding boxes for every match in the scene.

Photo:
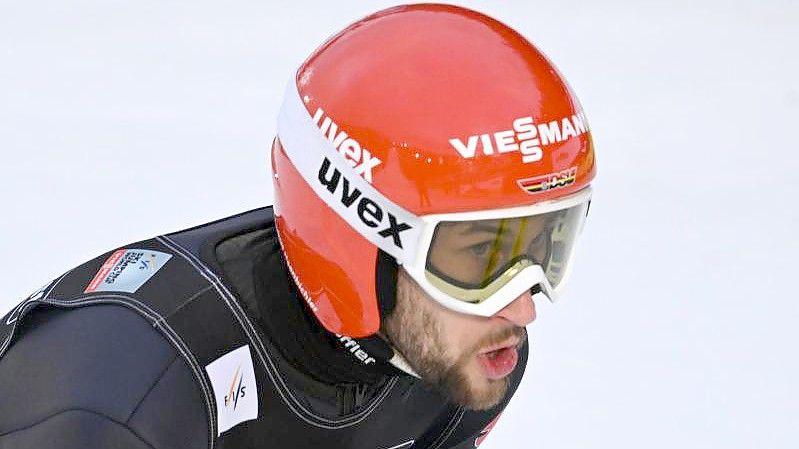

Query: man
[0,4,596,449]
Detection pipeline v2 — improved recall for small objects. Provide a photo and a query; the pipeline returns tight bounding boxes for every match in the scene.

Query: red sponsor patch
[84,249,126,293]
[474,413,502,447]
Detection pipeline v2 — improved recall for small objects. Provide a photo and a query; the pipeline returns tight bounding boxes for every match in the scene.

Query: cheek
[434,308,486,357]
[398,269,488,359]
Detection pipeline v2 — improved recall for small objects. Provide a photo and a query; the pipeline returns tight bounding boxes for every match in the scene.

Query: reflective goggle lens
[424,201,589,303]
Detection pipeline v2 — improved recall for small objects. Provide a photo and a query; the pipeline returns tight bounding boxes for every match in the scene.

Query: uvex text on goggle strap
[277,82,591,317]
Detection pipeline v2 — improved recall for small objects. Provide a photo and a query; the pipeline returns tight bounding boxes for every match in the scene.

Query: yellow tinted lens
[426,259,535,303]
[425,202,587,302]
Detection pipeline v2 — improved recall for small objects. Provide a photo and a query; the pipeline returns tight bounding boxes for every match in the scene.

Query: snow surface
[1,1,797,447]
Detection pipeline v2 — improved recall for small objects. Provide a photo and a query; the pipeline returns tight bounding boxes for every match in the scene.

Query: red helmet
[272,4,596,338]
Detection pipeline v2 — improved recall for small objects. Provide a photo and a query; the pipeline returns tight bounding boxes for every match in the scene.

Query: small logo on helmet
[449,113,589,164]
[312,107,382,183]
[517,167,577,194]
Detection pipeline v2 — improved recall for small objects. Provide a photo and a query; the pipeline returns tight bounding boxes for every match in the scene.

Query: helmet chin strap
[335,330,421,378]
[373,251,421,377]
[385,340,420,378]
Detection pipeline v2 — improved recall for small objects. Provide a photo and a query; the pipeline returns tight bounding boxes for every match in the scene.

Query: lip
[478,338,522,355]
[477,339,522,380]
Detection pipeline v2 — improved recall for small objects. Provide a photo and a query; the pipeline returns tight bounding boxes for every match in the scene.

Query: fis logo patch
[224,365,247,410]
[206,345,259,436]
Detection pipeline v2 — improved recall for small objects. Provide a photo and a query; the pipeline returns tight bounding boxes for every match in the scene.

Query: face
[383,268,536,410]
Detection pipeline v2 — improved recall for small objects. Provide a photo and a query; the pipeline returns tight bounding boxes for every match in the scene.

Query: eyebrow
[461,222,503,235]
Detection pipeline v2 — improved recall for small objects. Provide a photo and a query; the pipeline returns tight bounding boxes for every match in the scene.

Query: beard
[382,270,527,411]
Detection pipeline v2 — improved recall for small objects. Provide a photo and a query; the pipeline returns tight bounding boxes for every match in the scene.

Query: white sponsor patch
[84,249,172,293]
[205,345,259,436]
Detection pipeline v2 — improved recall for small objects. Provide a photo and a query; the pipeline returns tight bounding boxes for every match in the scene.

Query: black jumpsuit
[0,208,527,449]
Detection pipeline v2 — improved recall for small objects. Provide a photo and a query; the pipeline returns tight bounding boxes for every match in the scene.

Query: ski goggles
[402,186,591,316]
[277,80,591,317]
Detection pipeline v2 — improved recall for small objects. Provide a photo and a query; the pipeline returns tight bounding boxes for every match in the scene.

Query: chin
[442,360,510,411]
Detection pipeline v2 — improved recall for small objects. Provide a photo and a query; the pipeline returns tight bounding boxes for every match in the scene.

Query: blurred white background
[1,1,797,448]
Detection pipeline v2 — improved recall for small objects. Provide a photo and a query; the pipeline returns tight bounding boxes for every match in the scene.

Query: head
[271,4,596,410]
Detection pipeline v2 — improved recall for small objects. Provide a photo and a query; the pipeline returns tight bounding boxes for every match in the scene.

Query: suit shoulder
[0,304,209,449]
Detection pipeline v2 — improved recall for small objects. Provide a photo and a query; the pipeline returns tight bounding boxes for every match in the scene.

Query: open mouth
[477,339,521,379]
[479,338,522,355]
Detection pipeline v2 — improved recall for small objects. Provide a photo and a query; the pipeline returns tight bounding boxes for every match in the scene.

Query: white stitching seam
[157,235,399,429]
[3,269,73,326]
[428,408,465,449]
[157,234,399,428]
[0,269,73,357]
[25,295,217,449]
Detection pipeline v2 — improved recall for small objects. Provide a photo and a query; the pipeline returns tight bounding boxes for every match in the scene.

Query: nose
[494,290,536,327]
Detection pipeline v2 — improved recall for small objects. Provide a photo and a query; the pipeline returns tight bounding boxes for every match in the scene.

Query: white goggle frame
[405,186,591,316]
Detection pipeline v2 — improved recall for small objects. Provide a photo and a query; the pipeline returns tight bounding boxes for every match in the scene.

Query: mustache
[470,325,527,355]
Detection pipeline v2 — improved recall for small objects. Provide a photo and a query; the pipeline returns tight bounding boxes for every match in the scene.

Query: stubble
[383,271,526,410]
